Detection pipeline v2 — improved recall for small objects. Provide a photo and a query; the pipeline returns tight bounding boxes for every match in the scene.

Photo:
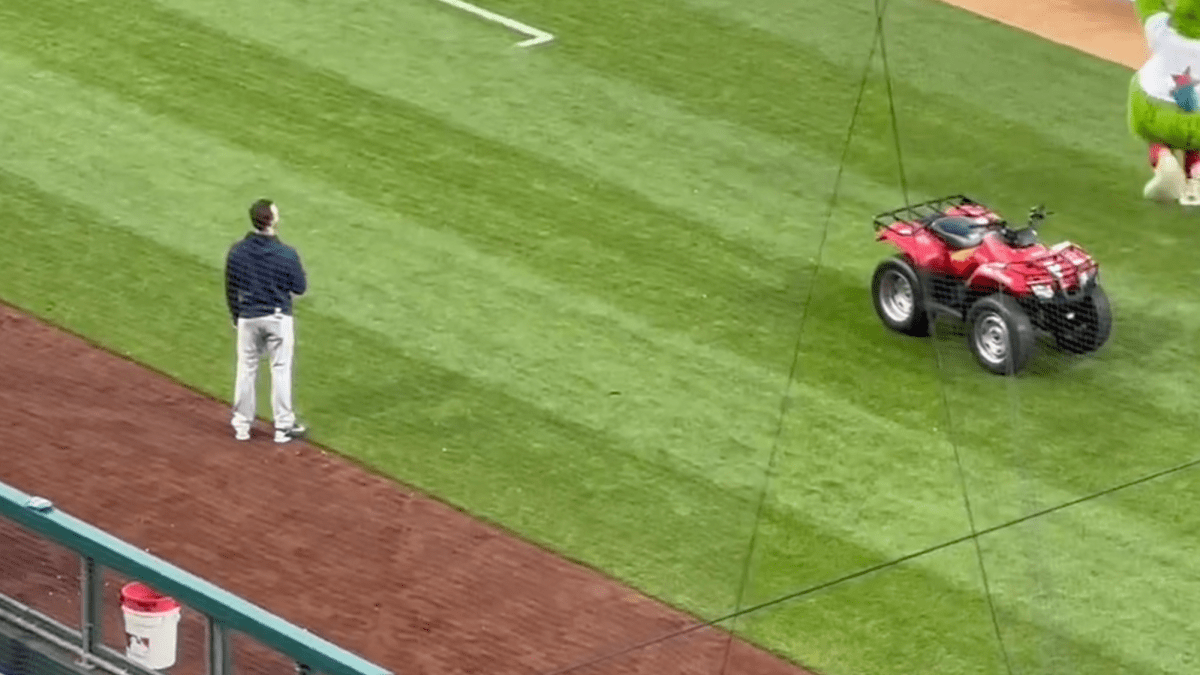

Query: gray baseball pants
[231,311,298,434]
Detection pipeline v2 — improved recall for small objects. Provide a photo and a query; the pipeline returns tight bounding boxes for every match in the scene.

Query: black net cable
[715,1,895,672]
[931,336,1017,675]
[536,449,1200,675]
[543,2,892,674]
[877,0,1012,667]
[874,0,1012,666]
[875,0,910,208]
[535,1,1129,674]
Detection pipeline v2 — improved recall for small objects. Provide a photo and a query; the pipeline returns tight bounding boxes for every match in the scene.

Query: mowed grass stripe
[736,539,1150,675]
[0,63,1163,675]
[0,162,772,620]
[0,49,1083,651]
[0,166,1141,675]
[0,46,972,591]
[0,46,970,552]
[127,0,1200,530]
[676,0,1135,164]
[0,45,969,624]
[154,0,892,263]
[480,0,1127,208]
[0,0,984,535]
[18,0,1180,504]
[0,2,1195,667]
[0,0,823,377]
[0,160,1157,675]
[7,33,1193,626]
[755,450,1200,674]
[478,0,1200,317]
[974,478,1200,675]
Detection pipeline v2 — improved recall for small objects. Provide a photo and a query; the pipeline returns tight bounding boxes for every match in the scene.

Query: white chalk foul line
[433,0,555,47]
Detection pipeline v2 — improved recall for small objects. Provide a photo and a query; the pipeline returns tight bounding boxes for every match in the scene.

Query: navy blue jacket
[225,232,307,322]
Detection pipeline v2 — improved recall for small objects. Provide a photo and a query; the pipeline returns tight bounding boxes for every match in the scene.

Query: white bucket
[120,583,182,671]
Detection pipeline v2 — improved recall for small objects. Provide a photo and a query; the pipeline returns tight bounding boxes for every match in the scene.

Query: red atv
[870,195,1112,375]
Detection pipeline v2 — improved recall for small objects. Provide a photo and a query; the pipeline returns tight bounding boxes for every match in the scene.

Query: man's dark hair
[249,199,276,231]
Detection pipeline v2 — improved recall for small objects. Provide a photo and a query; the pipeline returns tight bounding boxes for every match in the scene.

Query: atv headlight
[1078,270,1091,288]
[1031,283,1054,300]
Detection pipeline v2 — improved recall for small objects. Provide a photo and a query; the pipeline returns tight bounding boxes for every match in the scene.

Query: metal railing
[0,480,391,675]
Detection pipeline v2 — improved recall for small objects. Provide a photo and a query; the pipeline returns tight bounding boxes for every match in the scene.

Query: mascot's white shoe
[1144,151,1187,203]
[1182,177,1200,205]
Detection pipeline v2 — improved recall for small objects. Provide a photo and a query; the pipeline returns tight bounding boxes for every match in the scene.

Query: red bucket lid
[120,582,180,613]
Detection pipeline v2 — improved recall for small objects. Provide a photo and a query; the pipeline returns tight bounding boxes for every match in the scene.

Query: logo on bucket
[128,635,150,657]
[120,582,182,671]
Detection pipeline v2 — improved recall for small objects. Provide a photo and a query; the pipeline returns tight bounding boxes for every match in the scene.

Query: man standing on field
[225,199,308,443]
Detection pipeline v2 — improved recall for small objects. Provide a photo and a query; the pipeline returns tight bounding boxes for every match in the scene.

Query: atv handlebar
[1027,205,1052,224]
[998,205,1051,248]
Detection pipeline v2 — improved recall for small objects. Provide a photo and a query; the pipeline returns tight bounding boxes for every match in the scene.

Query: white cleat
[1144,151,1187,203]
[274,424,307,444]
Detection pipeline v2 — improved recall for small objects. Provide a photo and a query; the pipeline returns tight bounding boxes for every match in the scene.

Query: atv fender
[965,262,1012,295]
[876,227,944,270]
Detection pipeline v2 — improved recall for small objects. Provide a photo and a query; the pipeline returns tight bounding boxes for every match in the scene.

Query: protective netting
[231,628,313,675]
[1,0,1195,673]
[0,514,330,675]
[872,197,1111,376]
[98,567,206,675]
[0,518,79,631]
[525,0,1192,673]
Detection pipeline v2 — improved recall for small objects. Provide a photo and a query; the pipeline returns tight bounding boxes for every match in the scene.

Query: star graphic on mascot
[1171,67,1200,112]
[1173,67,1200,91]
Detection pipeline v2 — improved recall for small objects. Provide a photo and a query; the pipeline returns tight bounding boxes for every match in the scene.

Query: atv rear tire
[1054,284,1113,354]
[872,257,929,337]
[967,294,1036,375]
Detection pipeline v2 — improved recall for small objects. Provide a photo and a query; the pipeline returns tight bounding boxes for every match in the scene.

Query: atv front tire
[1053,284,1113,354]
[872,257,929,337]
[967,294,1036,375]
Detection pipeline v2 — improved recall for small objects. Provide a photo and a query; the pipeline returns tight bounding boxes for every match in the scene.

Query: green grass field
[1,0,1197,672]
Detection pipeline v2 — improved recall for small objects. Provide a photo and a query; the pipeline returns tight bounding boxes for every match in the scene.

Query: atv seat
[929,217,985,249]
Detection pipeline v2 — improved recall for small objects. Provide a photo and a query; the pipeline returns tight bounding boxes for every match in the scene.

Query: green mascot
[1129,0,1200,204]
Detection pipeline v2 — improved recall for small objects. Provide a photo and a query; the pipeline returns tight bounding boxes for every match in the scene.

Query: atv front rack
[872,195,981,231]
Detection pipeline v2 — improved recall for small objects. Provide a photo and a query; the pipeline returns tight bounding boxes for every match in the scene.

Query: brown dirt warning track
[0,4,1145,675]
[0,302,805,675]
[940,0,1145,69]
